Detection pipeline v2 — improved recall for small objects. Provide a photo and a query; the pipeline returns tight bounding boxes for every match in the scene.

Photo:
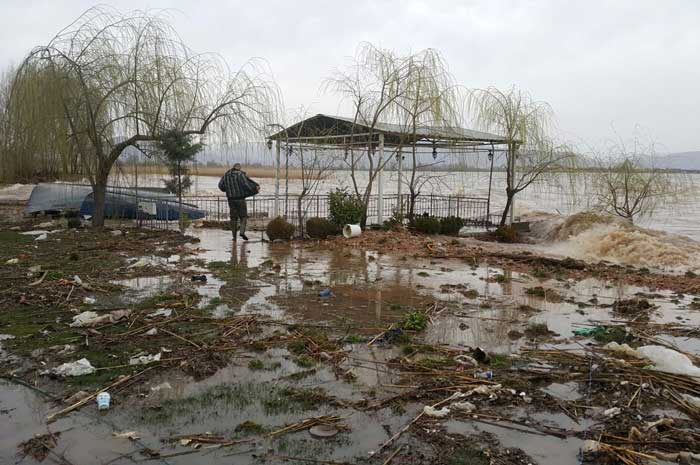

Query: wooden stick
[160,328,202,350]
[30,271,49,286]
[46,367,153,422]
[382,445,404,465]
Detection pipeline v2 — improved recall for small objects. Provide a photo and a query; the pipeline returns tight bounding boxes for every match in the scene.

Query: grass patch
[524,322,552,338]
[400,311,428,331]
[293,355,315,368]
[489,353,511,369]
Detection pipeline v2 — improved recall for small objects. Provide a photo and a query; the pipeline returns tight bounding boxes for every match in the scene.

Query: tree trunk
[499,190,514,228]
[92,167,109,227]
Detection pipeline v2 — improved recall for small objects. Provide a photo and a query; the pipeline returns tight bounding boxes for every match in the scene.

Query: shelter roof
[268,114,507,147]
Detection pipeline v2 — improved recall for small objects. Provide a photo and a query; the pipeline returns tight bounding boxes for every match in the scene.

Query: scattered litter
[167,255,180,263]
[5,258,18,265]
[96,392,111,410]
[191,275,207,283]
[319,288,332,298]
[451,401,476,413]
[110,230,123,236]
[454,355,479,367]
[37,221,55,228]
[145,328,158,336]
[73,275,83,286]
[150,382,173,392]
[472,347,490,363]
[20,230,50,236]
[581,440,602,453]
[474,370,494,380]
[129,258,149,268]
[573,326,607,337]
[35,233,47,241]
[70,310,131,327]
[49,358,96,377]
[113,431,140,440]
[82,297,96,305]
[129,352,162,366]
[148,308,172,318]
[606,343,700,377]
[28,265,41,274]
[636,345,700,378]
[309,424,339,438]
[602,407,621,418]
[423,406,451,418]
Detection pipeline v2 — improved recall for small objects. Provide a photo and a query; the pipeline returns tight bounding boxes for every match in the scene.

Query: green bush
[494,225,519,243]
[412,215,441,234]
[401,311,428,331]
[329,189,364,226]
[382,211,405,231]
[306,217,338,239]
[266,217,295,241]
[439,216,464,235]
[66,217,82,229]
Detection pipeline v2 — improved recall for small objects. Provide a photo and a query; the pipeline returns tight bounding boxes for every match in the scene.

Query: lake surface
[115,170,700,241]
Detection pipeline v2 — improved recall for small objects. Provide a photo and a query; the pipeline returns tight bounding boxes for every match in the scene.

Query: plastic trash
[70,310,131,327]
[145,328,158,336]
[148,308,172,318]
[573,326,607,336]
[605,342,638,357]
[82,296,96,305]
[113,431,141,440]
[342,224,361,238]
[602,407,621,418]
[451,401,476,413]
[680,394,700,409]
[35,233,47,241]
[150,382,173,392]
[167,255,180,263]
[474,370,494,379]
[5,258,18,265]
[52,358,96,377]
[423,405,451,418]
[191,275,207,282]
[110,230,123,236]
[319,288,332,298]
[455,355,479,367]
[96,392,111,410]
[129,352,162,366]
[73,275,83,286]
[635,345,700,378]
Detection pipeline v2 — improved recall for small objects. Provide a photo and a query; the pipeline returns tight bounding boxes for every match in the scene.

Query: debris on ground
[46,358,96,377]
[18,432,59,462]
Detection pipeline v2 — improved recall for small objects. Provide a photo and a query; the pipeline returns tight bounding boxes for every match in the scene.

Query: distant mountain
[655,151,700,171]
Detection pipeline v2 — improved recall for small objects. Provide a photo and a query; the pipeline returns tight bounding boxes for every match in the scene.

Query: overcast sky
[2,0,699,153]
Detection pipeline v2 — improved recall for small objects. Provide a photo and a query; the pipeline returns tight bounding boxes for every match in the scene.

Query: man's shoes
[239,233,249,241]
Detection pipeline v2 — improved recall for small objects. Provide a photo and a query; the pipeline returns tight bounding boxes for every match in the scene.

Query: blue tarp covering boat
[25,183,206,221]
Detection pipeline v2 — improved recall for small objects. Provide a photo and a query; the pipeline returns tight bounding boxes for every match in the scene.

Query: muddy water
[3,227,699,464]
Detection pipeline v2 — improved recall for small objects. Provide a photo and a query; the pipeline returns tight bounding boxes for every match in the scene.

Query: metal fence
[155,193,491,231]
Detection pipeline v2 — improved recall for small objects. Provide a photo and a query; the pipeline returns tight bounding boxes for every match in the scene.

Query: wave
[525,211,700,272]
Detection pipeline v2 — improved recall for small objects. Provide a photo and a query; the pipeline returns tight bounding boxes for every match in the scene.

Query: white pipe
[343,224,361,238]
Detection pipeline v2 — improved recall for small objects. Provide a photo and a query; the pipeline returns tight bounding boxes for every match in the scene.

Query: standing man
[218,163,260,241]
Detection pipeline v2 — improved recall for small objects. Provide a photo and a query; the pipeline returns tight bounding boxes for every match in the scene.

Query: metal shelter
[267,114,509,224]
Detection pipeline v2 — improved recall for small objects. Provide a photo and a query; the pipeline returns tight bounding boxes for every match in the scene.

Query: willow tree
[467,87,569,226]
[592,141,693,223]
[1,64,80,182]
[12,7,277,226]
[324,43,406,227]
[392,49,460,221]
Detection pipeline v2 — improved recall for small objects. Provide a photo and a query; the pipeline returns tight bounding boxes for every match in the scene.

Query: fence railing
[152,193,491,231]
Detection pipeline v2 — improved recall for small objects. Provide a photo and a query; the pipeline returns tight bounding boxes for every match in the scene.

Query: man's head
[233,163,242,171]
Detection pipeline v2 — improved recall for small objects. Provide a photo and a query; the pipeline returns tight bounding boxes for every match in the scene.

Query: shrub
[266,217,295,241]
[412,215,441,235]
[494,225,519,243]
[306,217,338,239]
[329,189,364,226]
[439,216,464,235]
[382,211,405,231]
[66,217,81,229]
[400,311,428,331]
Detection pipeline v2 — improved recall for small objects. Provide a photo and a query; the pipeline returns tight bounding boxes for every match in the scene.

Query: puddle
[112,275,175,304]
[542,382,581,402]
[445,418,584,465]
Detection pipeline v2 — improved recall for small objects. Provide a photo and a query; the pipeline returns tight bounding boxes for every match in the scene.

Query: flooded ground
[2,225,699,465]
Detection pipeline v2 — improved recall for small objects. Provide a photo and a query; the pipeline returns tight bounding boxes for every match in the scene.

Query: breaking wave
[526,211,700,272]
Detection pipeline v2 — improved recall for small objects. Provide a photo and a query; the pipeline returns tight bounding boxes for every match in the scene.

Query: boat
[25,183,206,221]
